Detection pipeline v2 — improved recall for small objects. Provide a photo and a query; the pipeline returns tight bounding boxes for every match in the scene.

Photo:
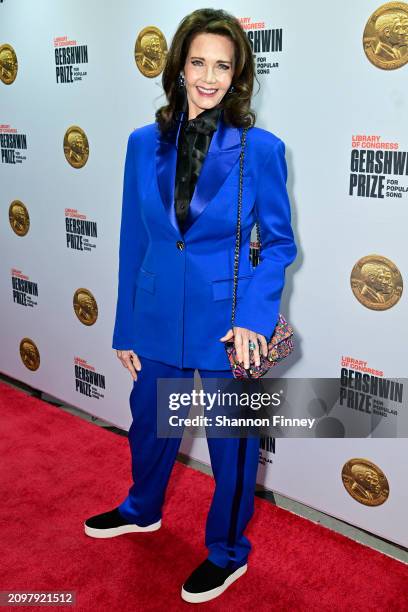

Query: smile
[197,86,218,96]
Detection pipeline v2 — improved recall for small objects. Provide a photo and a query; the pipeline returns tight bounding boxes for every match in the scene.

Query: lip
[196,85,218,96]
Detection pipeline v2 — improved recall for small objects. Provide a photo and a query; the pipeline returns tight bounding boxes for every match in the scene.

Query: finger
[249,333,260,367]
[241,330,250,369]
[220,328,233,341]
[117,351,130,367]
[116,350,129,368]
[121,353,138,381]
[126,358,138,381]
[234,330,244,364]
[130,351,142,371]
[258,334,268,358]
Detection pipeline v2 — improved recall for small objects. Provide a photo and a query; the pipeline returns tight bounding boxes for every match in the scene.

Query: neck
[187,104,222,121]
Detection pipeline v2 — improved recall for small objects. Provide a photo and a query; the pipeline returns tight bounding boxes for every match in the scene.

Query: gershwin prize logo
[1,125,27,164]
[54,35,88,83]
[11,269,38,308]
[349,134,408,199]
[65,208,98,252]
[239,16,282,73]
[340,355,403,418]
[238,15,283,256]
[74,357,105,399]
[259,435,275,466]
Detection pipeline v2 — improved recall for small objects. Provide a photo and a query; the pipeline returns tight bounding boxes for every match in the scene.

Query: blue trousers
[117,355,260,570]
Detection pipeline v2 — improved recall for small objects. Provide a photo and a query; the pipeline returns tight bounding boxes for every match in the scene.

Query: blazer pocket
[211,274,253,301]
[136,267,156,294]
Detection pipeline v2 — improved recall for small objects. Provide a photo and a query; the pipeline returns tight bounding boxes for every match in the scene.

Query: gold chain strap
[231,127,263,327]
[231,126,250,328]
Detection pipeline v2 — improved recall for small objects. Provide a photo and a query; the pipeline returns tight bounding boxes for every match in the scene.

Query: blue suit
[113,111,297,570]
[112,110,297,369]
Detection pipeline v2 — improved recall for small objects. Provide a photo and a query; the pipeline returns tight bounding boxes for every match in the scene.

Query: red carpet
[1,379,408,611]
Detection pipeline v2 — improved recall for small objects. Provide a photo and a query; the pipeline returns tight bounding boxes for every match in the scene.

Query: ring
[248,340,256,350]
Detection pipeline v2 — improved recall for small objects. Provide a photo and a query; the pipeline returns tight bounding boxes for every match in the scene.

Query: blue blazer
[112,110,297,370]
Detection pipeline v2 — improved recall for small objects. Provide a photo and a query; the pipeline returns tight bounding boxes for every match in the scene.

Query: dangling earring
[178,72,185,88]
[228,84,235,94]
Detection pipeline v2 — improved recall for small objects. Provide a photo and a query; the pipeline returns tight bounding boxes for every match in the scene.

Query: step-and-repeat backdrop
[1,1,407,547]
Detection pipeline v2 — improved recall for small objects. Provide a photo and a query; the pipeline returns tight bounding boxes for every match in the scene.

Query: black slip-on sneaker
[84,507,161,538]
[181,558,248,603]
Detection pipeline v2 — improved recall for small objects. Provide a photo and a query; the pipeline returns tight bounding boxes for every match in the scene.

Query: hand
[219,327,268,370]
[116,349,142,381]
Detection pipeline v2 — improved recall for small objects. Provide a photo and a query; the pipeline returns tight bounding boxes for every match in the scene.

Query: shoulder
[125,122,157,162]
[247,125,286,159]
[246,126,289,184]
[127,122,157,145]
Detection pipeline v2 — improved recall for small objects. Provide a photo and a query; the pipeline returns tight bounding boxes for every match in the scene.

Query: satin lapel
[155,119,182,237]
[183,115,242,234]
[155,110,242,237]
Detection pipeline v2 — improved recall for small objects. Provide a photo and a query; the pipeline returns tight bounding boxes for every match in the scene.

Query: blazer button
[176,240,185,250]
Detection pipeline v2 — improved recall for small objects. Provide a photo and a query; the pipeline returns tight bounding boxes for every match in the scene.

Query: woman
[84,8,297,605]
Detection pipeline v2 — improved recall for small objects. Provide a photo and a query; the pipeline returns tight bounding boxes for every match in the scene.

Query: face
[373,267,392,293]
[182,32,235,120]
[145,35,161,60]
[73,134,84,153]
[389,17,408,45]
[1,50,14,71]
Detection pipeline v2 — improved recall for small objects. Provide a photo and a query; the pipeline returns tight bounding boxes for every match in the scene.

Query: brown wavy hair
[155,8,258,134]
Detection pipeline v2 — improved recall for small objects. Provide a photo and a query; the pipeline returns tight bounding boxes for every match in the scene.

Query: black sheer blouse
[174,105,223,234]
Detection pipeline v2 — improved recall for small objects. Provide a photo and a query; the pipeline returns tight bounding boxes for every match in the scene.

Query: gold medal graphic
[363,2,408,70]
[134,26,167,77]
[73,288,98,326]
[342,458,389,506]
[20,338,40,371]
[350,254,403,310]
[63,126,89,168]
[9,200,30,236]
[0,43,18,84]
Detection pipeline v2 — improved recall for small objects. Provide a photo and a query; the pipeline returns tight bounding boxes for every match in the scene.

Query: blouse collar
[178,105,223,135]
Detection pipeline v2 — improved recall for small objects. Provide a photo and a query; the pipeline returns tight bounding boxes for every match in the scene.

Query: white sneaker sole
[84,518,162,538]
[181,563,247,603]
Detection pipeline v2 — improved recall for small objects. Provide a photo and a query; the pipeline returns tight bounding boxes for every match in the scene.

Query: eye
[218,64,230,70]
[191,59,203,66]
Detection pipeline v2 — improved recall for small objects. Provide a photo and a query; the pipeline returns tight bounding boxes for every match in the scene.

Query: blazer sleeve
[112,131,149,350]
[232,138,297,341]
